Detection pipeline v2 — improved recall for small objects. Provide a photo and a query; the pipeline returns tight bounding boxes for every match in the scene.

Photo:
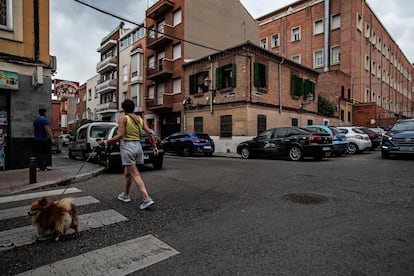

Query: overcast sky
[50,0,414,84]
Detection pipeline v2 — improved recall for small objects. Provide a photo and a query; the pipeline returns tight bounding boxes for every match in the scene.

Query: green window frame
[216,64,236,90]
[254,62,267,89]
[189,71,209,95]
[291,75,303,98]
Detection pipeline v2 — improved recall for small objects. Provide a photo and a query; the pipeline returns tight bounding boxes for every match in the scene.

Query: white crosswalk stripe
[0,188,179,274]
[0,196,99,220]
[15,235,179,276]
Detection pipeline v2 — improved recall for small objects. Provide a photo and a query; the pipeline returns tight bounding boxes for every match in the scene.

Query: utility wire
[73,0,234,55]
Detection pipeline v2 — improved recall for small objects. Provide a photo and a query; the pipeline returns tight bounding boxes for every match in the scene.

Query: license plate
[400,146,414,151]
[144,154,149,159]
[322,147,331,151]
[204,146,212,150]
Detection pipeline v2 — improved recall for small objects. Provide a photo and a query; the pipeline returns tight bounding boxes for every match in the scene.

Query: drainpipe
[34,0,40,60]
[278,57,285,113]
[323,0,330,72]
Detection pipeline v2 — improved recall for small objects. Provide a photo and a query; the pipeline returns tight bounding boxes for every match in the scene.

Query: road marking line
[0,209,128,251]
[0,188,82,204]
[0,196,100,220]
[16,235,179,276]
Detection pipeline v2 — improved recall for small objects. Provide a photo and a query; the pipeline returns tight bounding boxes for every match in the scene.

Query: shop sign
[54,79,79,98]
[0,70,18,90]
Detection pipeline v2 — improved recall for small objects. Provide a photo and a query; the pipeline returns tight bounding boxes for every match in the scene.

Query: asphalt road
[1,151,413,275]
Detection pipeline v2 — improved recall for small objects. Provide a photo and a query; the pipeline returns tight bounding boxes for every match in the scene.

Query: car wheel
[289,146,303,161]
[240,146,251,159]
[182,146,191,157]
[347,143,358,154]
[153,157,163,169]
[381,151,391,159]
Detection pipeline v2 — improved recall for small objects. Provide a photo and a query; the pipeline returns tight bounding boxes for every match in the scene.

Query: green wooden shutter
[231,63,237,87]
[216,67,223,90]
[263,64,267,88]
[304,79,311,97]
[254,62,259,87]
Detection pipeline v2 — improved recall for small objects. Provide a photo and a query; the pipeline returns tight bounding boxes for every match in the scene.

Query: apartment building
[86,74,100,121]
[183,41,340,152]
[144,0,259,138]
[0,0,55,169]
[257,0,413,128]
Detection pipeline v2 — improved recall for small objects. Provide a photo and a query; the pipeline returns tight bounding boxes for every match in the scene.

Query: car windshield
[90,126,111,138]
[352,128,366,134]
[391,120,414,132]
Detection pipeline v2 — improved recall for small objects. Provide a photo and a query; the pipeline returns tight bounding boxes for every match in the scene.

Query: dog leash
[60,144,102,197]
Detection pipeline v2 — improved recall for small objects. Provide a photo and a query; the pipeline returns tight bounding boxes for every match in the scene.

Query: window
[260,38,268,49]
[173,43,181,60]
[331,14,341,30]
[365,23,370,38]
[220,115,232,138]
[314,50,324,68]
[307,120,313,125]
[357,13,362,31]
[292,27,301,41]
[189,71,209,95]
[271,34,279,48]
[173,78,181,94]
[303,79,315,100]
[292,55,301,64]
[254,62,267,89]
[122,65,128,83]
[291,118,298,127]
[0,0,11,28]
[314,19,323,35]
[257,115,267,135]
[291,75,303,98]
[331,46,340,64]
[216,64,236,90]
[148,56,155,69]
[194,117,203,132]
[365,55,370,70]
[173,9,182,26]
[88,89,92,100]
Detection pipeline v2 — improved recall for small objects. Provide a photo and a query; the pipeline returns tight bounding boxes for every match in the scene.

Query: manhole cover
[282,193,327,204]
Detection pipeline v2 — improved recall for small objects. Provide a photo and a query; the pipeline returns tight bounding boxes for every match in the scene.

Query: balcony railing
[96,79,117,94]
[95,102,118,114]
[96,40,117,53]
[147,24,174,50]
[146,93,177,110]
[146,0,174,19]
[147,59,173,80]
[96,56,117,74]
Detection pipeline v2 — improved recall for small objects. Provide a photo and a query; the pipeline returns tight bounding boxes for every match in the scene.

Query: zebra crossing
[0,187,179,275]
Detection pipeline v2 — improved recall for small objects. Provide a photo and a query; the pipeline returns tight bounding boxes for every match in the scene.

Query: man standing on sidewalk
[33,108,54,171]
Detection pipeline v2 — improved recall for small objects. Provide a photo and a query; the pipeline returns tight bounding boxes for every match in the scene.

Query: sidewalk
[0,152,105,195]
[0,151,240,196]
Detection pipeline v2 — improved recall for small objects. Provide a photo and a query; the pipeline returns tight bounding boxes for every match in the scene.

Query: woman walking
[99,100,158,209]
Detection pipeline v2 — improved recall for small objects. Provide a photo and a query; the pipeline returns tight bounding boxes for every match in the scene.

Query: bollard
[29,157,37,184]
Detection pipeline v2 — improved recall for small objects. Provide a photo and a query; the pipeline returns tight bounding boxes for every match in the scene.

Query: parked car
[58,134,71,146]
[381,118,414,159]
[95,126,164,171]
[357,127,381,150]
[302,125,348,157]
[236,127,332,161]
[336,126,372,154]
[162,132,215,157]
[68,122,117,160]
[369,127,386,137]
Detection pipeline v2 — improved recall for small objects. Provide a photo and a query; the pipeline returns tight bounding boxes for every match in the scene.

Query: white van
[68,122,117,160]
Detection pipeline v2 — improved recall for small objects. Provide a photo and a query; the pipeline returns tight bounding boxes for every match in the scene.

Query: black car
[96,126,164,172]
[236,127,333,161]
[357,127,381,150]
[162,132,215,157]
[381,119,414,159]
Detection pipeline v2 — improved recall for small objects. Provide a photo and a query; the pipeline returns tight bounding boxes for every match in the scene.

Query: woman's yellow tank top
[124,115,141,141]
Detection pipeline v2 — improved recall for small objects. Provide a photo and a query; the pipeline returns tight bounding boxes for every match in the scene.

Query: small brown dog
[28,197,79,241]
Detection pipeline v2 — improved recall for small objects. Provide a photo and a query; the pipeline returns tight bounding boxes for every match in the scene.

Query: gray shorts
[120,140,144,166]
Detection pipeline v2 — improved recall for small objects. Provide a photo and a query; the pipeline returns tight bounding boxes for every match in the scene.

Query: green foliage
[318,95,336,116]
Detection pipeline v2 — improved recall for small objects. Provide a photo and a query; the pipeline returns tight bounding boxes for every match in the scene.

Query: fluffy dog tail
[57,197,75,212]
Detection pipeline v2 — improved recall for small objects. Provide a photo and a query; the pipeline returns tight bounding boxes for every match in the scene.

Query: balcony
[96,79,117,94]
[96,56,117,74]
[146,0,174,19]
[147,24,174,50]
[96,40,117,53]
[95,102,118,114]
[146,93,176,111]
[147,59,173,80]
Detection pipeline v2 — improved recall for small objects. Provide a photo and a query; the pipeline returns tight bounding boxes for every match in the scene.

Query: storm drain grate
[282,193,328,204]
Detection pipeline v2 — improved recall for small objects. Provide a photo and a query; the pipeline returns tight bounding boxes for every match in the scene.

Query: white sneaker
[117,193,131,203]
[140,198,154,209]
